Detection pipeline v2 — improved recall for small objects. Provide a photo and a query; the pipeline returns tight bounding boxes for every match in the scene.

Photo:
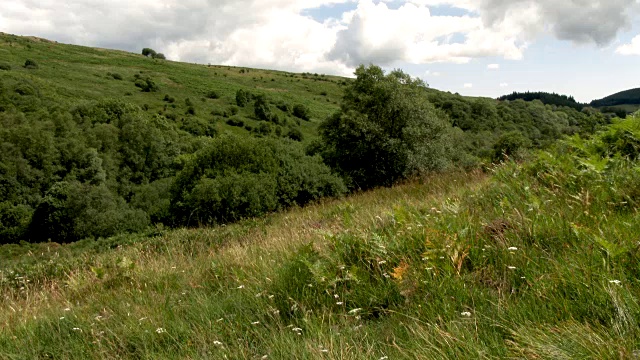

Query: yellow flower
[391,261,409,280]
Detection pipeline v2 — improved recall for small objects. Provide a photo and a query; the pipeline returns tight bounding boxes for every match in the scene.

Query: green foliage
[318,65,451,189]
[498,91,585,110]
[591,87,640,107]
[492,130,531,162]
[110,72,123,80]
[29,181,149,243]
[169,134,346,226]
[286,128,303,141]
[206,90,220,99]
[292,104,311,121]
[134,77,159,92]
[141,48,156,57]
[152,53,166,60]
[254,94,274,121]
[23,59,38,69]
[0,63,11,71]
[235,89,252,107]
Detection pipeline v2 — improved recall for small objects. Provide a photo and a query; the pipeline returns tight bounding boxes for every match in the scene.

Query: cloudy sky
[1,0,639,102]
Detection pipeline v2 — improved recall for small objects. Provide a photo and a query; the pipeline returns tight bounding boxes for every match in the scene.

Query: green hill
[497,91,585,110]
[0,33,610,245]
[591,88,640,116]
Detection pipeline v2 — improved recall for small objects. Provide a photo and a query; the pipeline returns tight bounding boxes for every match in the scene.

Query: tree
[152,53,166,60]
[317,65,451,189]
[142,48,157,57]
[293,104,311,121]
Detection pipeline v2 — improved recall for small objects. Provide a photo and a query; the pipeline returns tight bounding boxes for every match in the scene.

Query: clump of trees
[315,65,451,190]
[141,48,166,60]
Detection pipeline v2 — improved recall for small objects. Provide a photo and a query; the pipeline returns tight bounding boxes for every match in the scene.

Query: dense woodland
[497,91,585,110]
[0,35,613,244]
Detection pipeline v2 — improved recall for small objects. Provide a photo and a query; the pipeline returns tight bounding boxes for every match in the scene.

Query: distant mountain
[497,91,585,110]
[590,88,640,107]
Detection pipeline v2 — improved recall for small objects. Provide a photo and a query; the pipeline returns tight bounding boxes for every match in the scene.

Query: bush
[23,59,38,69]
[226,117,245,127]
[163,94,175,103]
[134,77,159,92]
[0,63,11,71]
[206,90,220,99]
[292,104,311,121]
[254,94,274,121]
[152,53,166,60]
[236,89,252,107]
[29,181,149,243]
[286,128,303,141]
[169,135,346,226]
[111,73,123,80]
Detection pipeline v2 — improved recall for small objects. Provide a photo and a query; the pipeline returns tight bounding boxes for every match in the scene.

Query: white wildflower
[64,308,71,312]
[609,280,622,285]
[378,260,387,265]
[508,266,516,270]
[72,327,82,332]
[59,317,65,320]
[237,285,245,289]
[155,328,166,334]
[348,308,362,314]
[508,247,518,251]
[336,302,344,305]
[213,340,223,346]
[251,321,260,325]
[261,355,268,359]
[461,311,472,317]
[321,349,329,353]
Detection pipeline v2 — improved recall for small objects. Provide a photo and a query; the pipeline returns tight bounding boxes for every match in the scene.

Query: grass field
[0,32,347,143]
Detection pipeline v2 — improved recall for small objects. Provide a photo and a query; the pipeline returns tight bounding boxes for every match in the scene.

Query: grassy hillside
[2,113,640,359]
[0,32,345,141]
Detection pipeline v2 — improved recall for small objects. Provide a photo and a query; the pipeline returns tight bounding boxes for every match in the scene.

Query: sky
[1,0,639,103]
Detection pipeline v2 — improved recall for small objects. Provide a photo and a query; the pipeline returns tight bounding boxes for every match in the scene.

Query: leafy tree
[254,94,273,121]
[286,128,303,141]
[235,89,252,107]
[492,131,531,162]
[317,65,451,189]
[152,53,166,60]
[142,48,157,57]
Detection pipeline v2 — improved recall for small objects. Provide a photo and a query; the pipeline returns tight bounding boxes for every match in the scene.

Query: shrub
[29,181,149,243]
[134,77,159,92]
[254,94,274,121]
[163,94,175,103]
[111,73,123,80]
[226,117,245,127]
[286,128,303,142]
[182,117,216,137]
[152,53,166,60]
[0,63,11,71]
[236,89,252,107]
[206,90,220,99]
[292,104,311,121]
[169,135,346,226]
[23,59,38,69]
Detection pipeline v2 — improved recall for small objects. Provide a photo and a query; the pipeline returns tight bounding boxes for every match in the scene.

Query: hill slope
[2,114,640,358]
[591,88,640,115]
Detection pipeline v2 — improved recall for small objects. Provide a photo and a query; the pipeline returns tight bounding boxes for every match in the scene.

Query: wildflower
[508,266,516,270]
[155,328,166,334]
[213,340,223,346]
[461,311,472,317]
[64,308,71,312]
[262,356,268,359]
[508,247,518,251]
[378,260,387,265]
[321,349,329,353]
[292,327,303,332]
[59,317,65,320]
[380,356,389,360]
[348,308,362,314]
[336,302,344,305]
[610,280,622,285]
[334,294,339,299]
[391,261,409,280]
[72,327,82,332]
[237,285,245,289]
[251,321,260,325]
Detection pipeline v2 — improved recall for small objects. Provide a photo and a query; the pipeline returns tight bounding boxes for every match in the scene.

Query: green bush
[23,59,38,69]
[292,104,311,121]
[254,94,273,121]
[141,48,156,57]
[169,135,346,226]
[111,73,123,80]
[29,181,149,243]
[206,90,220,99]
[226,117,244,127]
[152,53,166,60]
[286,128,303,141]
[235,89,252,107]
[134,77,159,92]
[0,63,11,71]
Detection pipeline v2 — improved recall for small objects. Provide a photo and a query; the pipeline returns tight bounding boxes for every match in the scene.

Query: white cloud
[0,0,637,76]
[616,34,640,55]
[487,63,500,69]
[499,82,509,87]
[425,70,442,77]
[464,83,473,88]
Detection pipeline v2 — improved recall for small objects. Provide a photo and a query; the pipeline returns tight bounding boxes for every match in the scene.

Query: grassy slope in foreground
[3,112,640,359]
